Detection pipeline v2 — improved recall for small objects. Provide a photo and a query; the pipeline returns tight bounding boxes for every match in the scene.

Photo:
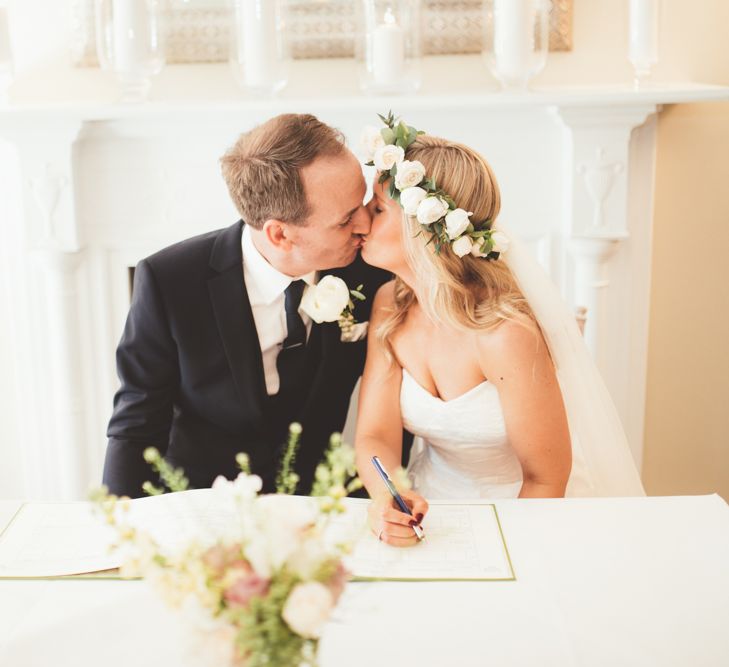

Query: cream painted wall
[643,102,729,500]
[641,2,729,500]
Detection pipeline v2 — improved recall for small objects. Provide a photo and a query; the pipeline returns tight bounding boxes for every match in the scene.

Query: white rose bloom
[470,237,487,257]
[416,196,450,225]
[300,275,350,324]
[394,160,426,190]
[282,582,335,639]
[360,125,385,162]
[399,186,428,216]
[444,208,473,240]
[452,235,473,258]
[373,144,405,171]
[490,231,510,254]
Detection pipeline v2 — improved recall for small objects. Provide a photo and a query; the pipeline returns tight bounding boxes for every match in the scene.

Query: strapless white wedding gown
[401,369,523,499]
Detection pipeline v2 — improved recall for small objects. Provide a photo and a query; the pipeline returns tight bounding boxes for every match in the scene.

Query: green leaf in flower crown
[381,127,396,144]
[378,170,390,184]
[388,178,397,199]
[466,223,475,233]
[378,111,396,128]
[365,161,374,167]
[350,290,366,301]
[406,126,419,147]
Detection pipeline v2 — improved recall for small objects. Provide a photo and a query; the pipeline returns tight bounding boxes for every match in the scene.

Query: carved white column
[552,104,658,469]
[0,118,87,499]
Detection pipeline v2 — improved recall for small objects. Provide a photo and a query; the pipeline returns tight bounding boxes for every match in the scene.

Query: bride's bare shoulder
[475,314,552,378]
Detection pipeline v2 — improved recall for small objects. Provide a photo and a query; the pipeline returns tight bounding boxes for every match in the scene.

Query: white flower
[212,472,262,501]
[360,125,385,162]
[470,237,487,258]
[373,144,404,171]
[394,160,426,190]
[300,275,350,324]
[282,582,335,639]
[399,186,427,216]
[452,235,473,258]
[490,231,510,254]
[245,496,319,577]
[444,208,473,240]
[287,536,331,579]
[416,196,450,225]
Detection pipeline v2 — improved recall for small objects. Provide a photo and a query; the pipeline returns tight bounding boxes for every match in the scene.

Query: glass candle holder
[629,0,660,88]
[230,0,290,95]
[482,0,550,91]
[358,0,422,95]
[95,0,166,103]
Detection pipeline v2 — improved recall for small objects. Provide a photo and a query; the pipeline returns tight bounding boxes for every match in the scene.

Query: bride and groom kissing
[102,111,644,548]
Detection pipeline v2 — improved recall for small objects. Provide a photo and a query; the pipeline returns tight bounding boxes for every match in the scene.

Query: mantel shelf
[1,55,727,121]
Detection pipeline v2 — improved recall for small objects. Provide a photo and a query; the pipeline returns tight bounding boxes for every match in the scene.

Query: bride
[353,114,644,547]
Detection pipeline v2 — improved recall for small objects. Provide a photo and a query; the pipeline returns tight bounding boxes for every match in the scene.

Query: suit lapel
[208,221,267,424]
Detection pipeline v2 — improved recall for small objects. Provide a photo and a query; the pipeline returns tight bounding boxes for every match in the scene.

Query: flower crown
[361,111,509,259]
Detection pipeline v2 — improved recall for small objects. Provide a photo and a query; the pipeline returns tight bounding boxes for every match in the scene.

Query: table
[1,495,728,666]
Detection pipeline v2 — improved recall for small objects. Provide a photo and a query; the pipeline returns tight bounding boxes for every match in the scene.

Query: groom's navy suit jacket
[103,220,391,498]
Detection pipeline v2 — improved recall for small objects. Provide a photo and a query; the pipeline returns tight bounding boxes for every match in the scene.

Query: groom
[102,113,388,498]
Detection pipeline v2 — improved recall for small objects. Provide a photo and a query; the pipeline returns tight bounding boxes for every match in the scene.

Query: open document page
[336,498,515,581]
[0,492,514,581]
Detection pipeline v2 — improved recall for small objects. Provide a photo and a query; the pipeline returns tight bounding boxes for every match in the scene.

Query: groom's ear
[261,219,294,251]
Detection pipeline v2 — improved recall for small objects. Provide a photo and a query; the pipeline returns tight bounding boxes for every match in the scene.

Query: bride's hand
[368,489,429,547]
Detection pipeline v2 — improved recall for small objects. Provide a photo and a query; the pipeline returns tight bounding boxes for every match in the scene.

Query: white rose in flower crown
[470,237,487,258]
[490,231,510,254]
[300,275,350,324]
[373,144,405,171]
[451,235,474,258]
[394,160,426,190]
[360,125,385,162]
[444,208,473,240]
[416,196,450,225]
[282,581,335,639]
[399,186,428,216]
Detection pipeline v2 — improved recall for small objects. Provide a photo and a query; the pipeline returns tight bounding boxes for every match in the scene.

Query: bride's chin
[360,242,377,267]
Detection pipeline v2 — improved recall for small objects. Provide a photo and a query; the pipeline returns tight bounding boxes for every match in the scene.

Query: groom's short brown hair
[220,114,346,229]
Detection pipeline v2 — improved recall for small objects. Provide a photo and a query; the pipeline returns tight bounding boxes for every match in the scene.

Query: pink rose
[327,562,350,601]
[224,572,270,608]
[203,543,248,576]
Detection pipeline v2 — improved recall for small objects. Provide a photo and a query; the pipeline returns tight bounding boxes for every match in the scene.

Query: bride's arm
[477,316,572,498]
[355,282,428,545]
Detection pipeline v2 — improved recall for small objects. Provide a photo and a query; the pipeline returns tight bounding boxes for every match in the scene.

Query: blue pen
[372,456,425,540]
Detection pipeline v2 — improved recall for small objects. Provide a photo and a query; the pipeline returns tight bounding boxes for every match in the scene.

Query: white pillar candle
[239,0,279,88]
[629,0,659,70]
[493,0,534,83]
[111,0,149,75]
[372,8,405,88]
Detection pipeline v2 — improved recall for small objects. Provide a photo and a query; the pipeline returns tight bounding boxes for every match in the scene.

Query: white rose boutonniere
[300,276,367,342]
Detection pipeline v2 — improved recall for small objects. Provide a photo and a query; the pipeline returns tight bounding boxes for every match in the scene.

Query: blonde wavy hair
[377,135,535,353]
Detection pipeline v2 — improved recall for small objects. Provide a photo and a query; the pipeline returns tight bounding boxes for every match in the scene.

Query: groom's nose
[351,205,372,236]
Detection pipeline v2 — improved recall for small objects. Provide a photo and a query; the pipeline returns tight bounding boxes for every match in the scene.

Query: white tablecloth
[1,495,728,666]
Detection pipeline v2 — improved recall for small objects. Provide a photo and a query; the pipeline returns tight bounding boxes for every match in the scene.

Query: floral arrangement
[92,425,363,667]
[361,110,510,259]
[300,275,366,341]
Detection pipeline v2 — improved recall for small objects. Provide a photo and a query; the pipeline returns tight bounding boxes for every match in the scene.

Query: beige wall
[642,1,729,499]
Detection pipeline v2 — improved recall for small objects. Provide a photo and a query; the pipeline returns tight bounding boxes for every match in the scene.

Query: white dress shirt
[241,225,317,395]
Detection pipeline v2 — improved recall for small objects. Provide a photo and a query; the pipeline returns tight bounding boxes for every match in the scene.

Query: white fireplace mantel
[2,56,727,500]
